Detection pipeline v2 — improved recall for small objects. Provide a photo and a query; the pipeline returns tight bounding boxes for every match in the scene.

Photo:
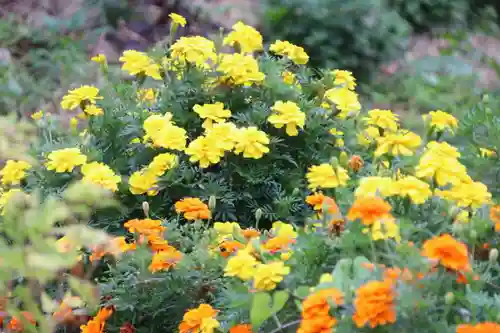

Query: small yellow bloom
[479,147,496,158]
[268,101,306,136]
[423,110,458,134]
[45,148,87,173]
[91,54,107,64]
[233,127,270,159]
[374,131,422,157]
[0,160,32,185]
[357,126,380,146]
[223,21,263,54]
[281,71,301,89]
[306,163,349,190]
[217,53,265,86]
[253,261,290,291]
[60,85,103,110]
[392,176,432,204]
[329,128,344,136]
[148,153,177,176]
[363,109,399,132]
[324,87,361,119]
[119,50,162,80]
[332,69,357,90]
[193,102,232,129]
[270,40,309,65]
[129,169,159,196]
[130,138,141,144]
[355,176,395,198]
[84,104,104,116]
[169,13,187,27]
[31,110,43,120]
[224,251,258,281]
[436,181,492,209]
[185,135,225,168]
[81,162,121,192]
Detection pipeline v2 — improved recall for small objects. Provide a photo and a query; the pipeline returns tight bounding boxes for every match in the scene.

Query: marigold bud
[208,195,217,211]
[445,292,455,305]
[490,248,499,263]
[348,155,364,172]
[470,230,477,240]
[339,152,349,167]
[330,157,339,168]
[142,201,150,218]
[255,208,263,222]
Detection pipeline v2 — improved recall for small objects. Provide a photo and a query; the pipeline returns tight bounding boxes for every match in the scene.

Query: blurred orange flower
[149,246,183,272]
[347,197,392,226]
[175,197,211,220]
[229,324,253,333]
[352,280,396,328]
[179,304,219,333]
[124,218,166,236]
[457,322,500,333]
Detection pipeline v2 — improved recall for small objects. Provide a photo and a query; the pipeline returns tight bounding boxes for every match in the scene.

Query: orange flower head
[383,267,413,282]
[352,280,397,328]
[457,322,500,333]
[297,315,337,333]
[149,246,183,272]
[175,197,211,220]
[301,288,344,320]
[80,307,113,333]
[8,312,36,332]
[349,155,364,172]
[347,196,393,225]
[306,192,326,210]
[123,218,166,236]
[456,272,480,284]
[218,240,245,257]
[179,304,218,333]
[147,234,171,252]
[229,324,253,333]
[242,228,261,239]
[263,236,294,253]
[490,205,500,232]
[422,234,471,272]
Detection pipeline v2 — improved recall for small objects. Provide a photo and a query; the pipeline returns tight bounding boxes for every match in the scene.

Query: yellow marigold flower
[129,169,159,196]
[365,217,401,242]
[324,87,361,119]
[253,261,291,291]
[145,118,187,151]
[436,181,492,208]
[268,101,306,136]
[363,109,399,132]
[91,54,107,64]
[392,176,432,204]
[119,50,162,80]
[0,189,23,215]
[355,176,395,198]
[185,135,225,168]
[336,138,345,148]
[205,122,238,151]
[270,40,309,65]
[31,110,43,120]
[171,36,217,68]
[137,88,157,105]
[357,126,380,146]
[423,110,458,134]
[143,113,173,139]
[329,128,344,136]
[81,162,121,192]
[179,304,219,333]
[46,148,87,173]
[69,117,79,131]
[130,138,141,144]
[60,85,103,110]
[479,147,496,158]
[374,130,422,157]
[306,163,349,190]
[149,246,183,272]
[148,153,177,176]
[223,21,263,53]
[169,13,187,27]
[224,251,258,281]
[271,221,298,239]
[84,104,104,116]
[233,126,270,159]
[214,222,241,235]
[332,69,357,90]
[217,53,265,86]
[193,102,232,129]
[282,71,301,89]
[0,160,31,185]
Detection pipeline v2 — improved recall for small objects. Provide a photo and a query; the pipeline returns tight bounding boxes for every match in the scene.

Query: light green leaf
[331,258,353,292]
[271,290,289,313]
[68,277,99,310]
[352,256,373,286]
[250,292,273,329]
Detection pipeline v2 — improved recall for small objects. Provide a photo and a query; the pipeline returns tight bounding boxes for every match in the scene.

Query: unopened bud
[255,208,263,223]
[330,157,339,168]
[339,152,349,167]
[470,230,478,240]
[208,195,217,211]
[348,155,364,172]
[489,249,499,263]
[445,292,455,305]
[142,201,150,218]
[292,188,300,196]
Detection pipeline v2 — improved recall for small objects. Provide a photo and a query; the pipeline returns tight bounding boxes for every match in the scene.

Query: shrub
[263,0,410,80]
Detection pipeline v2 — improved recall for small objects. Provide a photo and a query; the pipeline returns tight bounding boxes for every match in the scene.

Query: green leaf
[250,292,273,329]
[294,286,311,298]
[331,258,353,292]
[271,290,289,313]
[352,256,373,286]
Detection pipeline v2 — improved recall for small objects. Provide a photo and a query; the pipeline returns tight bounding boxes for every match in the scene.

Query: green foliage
[263,0,410,80]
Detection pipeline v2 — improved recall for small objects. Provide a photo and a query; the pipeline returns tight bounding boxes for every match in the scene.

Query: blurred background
[0,0,499,122]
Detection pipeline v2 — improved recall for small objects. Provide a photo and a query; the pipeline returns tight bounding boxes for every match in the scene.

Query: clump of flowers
[224,21,263,54]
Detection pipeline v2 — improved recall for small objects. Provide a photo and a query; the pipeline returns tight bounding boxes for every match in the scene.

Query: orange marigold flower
[148,234,171,252]
[242,228,261,239]
[89,236,136,262]
[301,288,344,319]
[490,205,500,232]
[149,246,183,272]
[179,304,219,333]
[349,155,364,172]
[123,218,166,236]
[422,234,471,272]
[352,280,397,328]
[297,315,337,333]
[229,324,253,333]
[457,322,500,333]
[306,192,326,210]
[8,312,36,332]
[456,272,480,284]
[80,307,113,333]
[262,236,294,253]
[347,196,393,226]
[218,240,245,257]
[175,197,211,220]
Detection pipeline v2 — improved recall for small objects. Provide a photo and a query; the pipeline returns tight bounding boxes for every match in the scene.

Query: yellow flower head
[143,114,187,151]
[0,160,31,186]
[46,148,87,173]
[329,128,344,136]
[367,217,401,242]
[364,109,399,132]
[170,36,217,68]
[143,114,173,139]
[81,162,121,192]
[436,181,492,209]
[214,222,241,235]
[224,251,258,281]
[84,104,104,116]
[271,221,298,239]
[148,153,178,176]
[357,126,380,146]
[479,147,496,158]
[169,13,187,27]
[374,130,422,157]
[423,110,458,134]
[355,176,395,198]
[60,85,103,110]
[324,87,361,119]
[307,163,349,190]
[205,122,238,151]
[268,101,306,136]
[332,69,357,90]
[253,261,291,291]
[185,135,225,168]
[0,189,23,215]
[91,54,107,64]
[233,127,270,159]
[129,169,159,196]
[119,50,162,80]
[137,88,157,105]
[31,110,43,120]
[223,21,263,53]
[392,176,432,204]
[282,71,301,89]
[270,40,309,65]
[217,53,265,86]
[193,102,232,129]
